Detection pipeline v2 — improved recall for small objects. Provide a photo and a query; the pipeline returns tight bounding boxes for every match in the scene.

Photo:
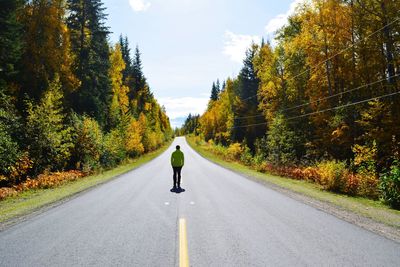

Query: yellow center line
[179,218,190,267]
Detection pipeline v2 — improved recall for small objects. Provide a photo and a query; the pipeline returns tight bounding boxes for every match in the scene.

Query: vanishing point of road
[1,137,399,266]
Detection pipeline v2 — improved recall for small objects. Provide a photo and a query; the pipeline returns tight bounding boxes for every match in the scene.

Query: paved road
[1,137,399,266]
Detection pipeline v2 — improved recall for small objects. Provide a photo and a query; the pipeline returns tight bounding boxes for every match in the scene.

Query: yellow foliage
[226,143,243,161]
[125,118,144,155]
[109,43,129,119]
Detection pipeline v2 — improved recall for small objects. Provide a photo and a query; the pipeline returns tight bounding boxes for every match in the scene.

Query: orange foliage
[0,170,84,200]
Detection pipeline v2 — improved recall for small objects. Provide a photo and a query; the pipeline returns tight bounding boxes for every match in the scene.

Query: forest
[183,0,400,208]
[0,0,172,195]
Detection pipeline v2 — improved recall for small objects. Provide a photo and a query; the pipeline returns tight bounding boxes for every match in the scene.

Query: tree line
[184,0,400,208]
[0,0,172,186]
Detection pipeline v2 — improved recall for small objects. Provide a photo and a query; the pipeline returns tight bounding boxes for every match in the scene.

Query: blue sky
[103,0,301,127]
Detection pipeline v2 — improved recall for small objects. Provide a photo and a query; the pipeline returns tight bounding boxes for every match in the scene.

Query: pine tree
[232,44,265,148]
[67,0,111,126]
[0,0,24,89]
[131,45,149,113]
[119,35,132,82]
[132,45,146,92]
[26,75,74,173]
[210,82,219,101]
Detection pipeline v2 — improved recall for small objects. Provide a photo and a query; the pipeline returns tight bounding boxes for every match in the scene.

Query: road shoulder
[185,136,400,243]
[0,141,172,231]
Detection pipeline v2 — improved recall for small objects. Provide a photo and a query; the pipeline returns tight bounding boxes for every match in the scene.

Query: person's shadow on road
[170,187,186,194]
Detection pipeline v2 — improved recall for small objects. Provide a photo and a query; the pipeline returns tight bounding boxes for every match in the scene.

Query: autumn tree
[67,0,111,126]
[20,0,79,102]
[109,43,129,127]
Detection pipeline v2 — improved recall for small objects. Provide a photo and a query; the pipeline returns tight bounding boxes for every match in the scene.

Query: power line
[240,16,400,103]
[286,90,400,121]
[229,90,400,129]
[284,73,400,112]
[234,73,400,120]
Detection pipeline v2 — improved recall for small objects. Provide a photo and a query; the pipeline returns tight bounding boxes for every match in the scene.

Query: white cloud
[223,31,261,63]
[158,96,209,124]
[129,0,151,12]
[265,0,305,34]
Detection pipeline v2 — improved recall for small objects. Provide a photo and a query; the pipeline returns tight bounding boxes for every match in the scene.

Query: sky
[103,0,302,128]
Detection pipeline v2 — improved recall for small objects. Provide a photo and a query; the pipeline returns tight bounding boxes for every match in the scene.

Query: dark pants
[173,167,182,188]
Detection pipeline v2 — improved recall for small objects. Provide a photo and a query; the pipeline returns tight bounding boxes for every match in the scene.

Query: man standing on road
[171,145,184,190]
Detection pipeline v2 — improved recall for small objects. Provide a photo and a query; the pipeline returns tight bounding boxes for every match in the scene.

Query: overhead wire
[239,16,400,103]
[233,73,400,120]
[229,90,400,129]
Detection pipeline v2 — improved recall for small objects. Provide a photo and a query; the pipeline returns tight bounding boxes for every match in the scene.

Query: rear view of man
[171,145,184,190]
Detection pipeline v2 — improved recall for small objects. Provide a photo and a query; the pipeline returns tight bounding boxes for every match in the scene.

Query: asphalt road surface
[1,137,399,266]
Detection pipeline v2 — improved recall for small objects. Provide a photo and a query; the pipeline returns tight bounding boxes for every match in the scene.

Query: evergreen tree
[216,79,221,92]
[67,0,111,126]
[221,80,226,92]
[132,45,146,92]
[210,81,219,101]
[0,0,24,89]
[119,35,132,83]
[131,45,150,113]
[232,44,265,148]
[26,76,74,174]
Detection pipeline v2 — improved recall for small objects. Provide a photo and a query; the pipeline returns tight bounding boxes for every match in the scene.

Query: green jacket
[171,150,184,167]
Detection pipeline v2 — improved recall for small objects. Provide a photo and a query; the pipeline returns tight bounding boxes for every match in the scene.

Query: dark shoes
[170,186,184,193]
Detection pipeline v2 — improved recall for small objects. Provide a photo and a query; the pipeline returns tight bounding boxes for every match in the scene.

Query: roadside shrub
[193,135,204,146]
[102,129,126,168]
[0,152,33,186]
[343,173,360,196]
[210,144,228,158]
[0,187,18,200]
[266,114,297,165]
[0,123,20,176]
[0,91,22,178]
[379,161,400,209]
[357,173,379,199]
[8,153,33,185]
[0,170,84,201]
[317,160,348,192]
[301,167,321,182]
[71,114,103,173]
[26,76,74,173]
[226,143,243,161]
[240,144,253,166]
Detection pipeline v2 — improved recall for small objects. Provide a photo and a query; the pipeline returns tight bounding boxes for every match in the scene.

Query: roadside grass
[186,136,400,229]
[0,141,172,224]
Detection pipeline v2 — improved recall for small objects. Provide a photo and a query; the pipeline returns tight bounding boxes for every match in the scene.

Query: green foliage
[101,129,126,168]
[266,114,297,165]
[67,0,111,126]
[0,91,21,177]
[0,0,24,84]
[240,143,253,166]
[380,162,400,209]
[26,76,74,173]
[71,114,103,173]
[210,80,220,101]
[0,124,20,175]
[182,113,200,135]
